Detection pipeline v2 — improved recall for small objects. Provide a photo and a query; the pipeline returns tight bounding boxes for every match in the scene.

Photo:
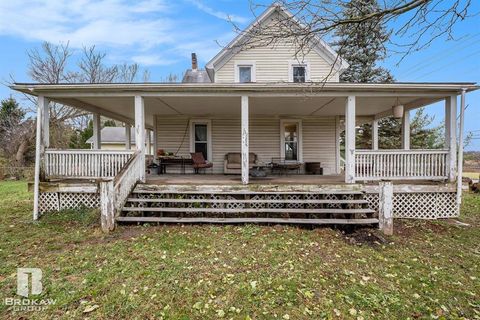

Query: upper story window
[239,66,252,83]
[289,61,310,83]
[293,65,306,83]
[235,61,256,83]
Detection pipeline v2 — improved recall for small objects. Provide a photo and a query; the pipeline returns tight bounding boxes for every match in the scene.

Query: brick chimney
[191,53,198,70]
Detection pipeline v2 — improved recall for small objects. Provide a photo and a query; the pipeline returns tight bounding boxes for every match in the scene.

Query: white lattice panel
[286,194,303,209]
[365,192,458,219]
[250,195,265,209]
[39,192,59,213]
[59,193,99,210]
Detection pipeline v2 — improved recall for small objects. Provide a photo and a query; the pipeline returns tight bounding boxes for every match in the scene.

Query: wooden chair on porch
[190,152,213,174]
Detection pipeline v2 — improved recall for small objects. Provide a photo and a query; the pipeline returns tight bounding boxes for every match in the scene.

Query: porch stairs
[116,184,378,226]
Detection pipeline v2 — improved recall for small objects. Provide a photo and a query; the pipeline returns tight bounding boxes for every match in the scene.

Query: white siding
[155,115,337,175]
[214,17,339,83]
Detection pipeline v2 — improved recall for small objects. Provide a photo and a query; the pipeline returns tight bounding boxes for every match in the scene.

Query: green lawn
[0,181,479,319]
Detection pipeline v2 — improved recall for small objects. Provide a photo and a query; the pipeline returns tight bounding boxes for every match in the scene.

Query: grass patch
[0,181,479,319]
[463,171,480,180]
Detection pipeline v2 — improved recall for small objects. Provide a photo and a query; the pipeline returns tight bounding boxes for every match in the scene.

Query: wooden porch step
[126,198,369,205]
[116,216,379,225]
[132,189,364,196]
[122,207,375,214]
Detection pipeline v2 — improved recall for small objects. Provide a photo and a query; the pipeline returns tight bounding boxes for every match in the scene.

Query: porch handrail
[355,149,449,181]
[44,149,134,179]
[100,150,143,232]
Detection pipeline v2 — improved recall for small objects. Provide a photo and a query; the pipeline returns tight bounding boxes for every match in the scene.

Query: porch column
[146,129,152,155]
[345,96,356,183]
[457,89,466,207]
[135,96,146,182]
[125,125,131,150]
[401,110,410,150]
[445,95,457,182]
[372,119,379,150]
[153,115,158,158]
[33,96,49,220]
[241,95,249,184]
[92,113,101,149]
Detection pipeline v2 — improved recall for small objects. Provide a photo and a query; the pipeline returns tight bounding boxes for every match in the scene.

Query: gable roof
[205,3,349,80]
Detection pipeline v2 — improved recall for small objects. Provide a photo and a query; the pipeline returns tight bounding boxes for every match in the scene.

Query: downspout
[456,88,466,209]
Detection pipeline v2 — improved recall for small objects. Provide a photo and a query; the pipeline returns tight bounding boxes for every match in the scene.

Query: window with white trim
[235,61,256,83]
[288,61,310,83]
[190,120,211,160]
[280,120,302,161]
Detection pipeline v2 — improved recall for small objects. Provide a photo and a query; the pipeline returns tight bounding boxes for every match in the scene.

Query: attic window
[235,61,256,83]
[239,66,252,83]
[289,61,310,83]
[293,66,306,83]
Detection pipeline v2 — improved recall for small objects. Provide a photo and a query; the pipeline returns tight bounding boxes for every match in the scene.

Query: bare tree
[78,45,118,83]
[234,0,474,65]
[117,62,140,82]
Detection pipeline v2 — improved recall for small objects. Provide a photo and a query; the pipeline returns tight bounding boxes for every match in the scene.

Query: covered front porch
[12,82,476,230]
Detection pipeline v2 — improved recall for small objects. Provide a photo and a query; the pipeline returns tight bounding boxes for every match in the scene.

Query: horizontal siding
[302,118,337,174]
[155,115,337,175]
[215,17,339,83]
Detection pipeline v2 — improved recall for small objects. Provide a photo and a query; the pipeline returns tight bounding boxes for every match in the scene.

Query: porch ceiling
[12,82,478,127]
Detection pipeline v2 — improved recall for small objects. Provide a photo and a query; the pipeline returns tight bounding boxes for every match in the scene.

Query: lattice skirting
[364,192,458,219]
[39,192,100,214]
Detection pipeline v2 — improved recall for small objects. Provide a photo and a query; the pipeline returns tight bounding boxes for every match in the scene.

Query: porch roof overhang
[11,82,478,128]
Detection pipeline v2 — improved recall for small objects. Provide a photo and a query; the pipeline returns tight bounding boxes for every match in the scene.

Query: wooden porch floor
[146,174,346,185]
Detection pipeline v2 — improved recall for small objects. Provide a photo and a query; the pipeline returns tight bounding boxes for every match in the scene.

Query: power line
[396,32,480,78]
[412,49,480,81]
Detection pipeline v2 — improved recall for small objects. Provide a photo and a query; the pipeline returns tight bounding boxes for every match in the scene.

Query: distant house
[86,127,154,154]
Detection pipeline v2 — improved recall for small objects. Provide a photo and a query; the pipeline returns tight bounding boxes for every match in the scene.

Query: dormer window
[289,61,310,83]
[235,61,256,83]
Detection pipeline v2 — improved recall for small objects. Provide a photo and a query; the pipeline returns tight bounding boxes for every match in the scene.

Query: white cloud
[0,0,246,68]
[0,0,174,48]
[132,54,179,66]
[186,0,248,24]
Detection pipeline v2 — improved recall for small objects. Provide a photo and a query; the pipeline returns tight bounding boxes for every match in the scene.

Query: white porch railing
[355,149,449,181]
[100,151,143,232]
[44,149,134,179]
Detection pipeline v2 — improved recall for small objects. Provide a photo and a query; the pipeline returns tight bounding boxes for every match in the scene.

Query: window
[280,120,302,161]
[235,61,256,83]
[194,124,208,159]
[238,66,252,83]
[190,120,211,161]
[292,66,306,83]
[289,61,309,83]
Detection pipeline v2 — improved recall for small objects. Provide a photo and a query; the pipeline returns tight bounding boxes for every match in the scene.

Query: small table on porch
[157,156,193,174]
[250,163,270,178]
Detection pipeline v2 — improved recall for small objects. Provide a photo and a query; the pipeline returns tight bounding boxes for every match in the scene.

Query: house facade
[12,4,478,232]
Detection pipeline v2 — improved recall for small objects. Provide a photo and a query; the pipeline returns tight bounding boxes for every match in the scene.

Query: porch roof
[11,82,478,128]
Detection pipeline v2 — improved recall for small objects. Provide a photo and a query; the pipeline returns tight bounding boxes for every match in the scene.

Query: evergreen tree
[333,0,394,83]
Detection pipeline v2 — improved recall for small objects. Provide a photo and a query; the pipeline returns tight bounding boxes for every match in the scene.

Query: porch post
[372,119,379,150]
[153,115,158,158]
[92,113,101,149]
[135,96,146,182]
[401,110,410,150]
[345,96,356,183]
[241,95,249,184]
[33,96,48,220]
[456,89,466,208]
[445,95,457,182]
[125,125,132,150]
[146,129,152,155]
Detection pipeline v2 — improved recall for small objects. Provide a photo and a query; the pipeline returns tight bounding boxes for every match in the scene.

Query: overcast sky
[0,0,478,150]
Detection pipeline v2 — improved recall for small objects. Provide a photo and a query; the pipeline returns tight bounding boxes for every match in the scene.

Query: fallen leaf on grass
[83,305,99,313]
